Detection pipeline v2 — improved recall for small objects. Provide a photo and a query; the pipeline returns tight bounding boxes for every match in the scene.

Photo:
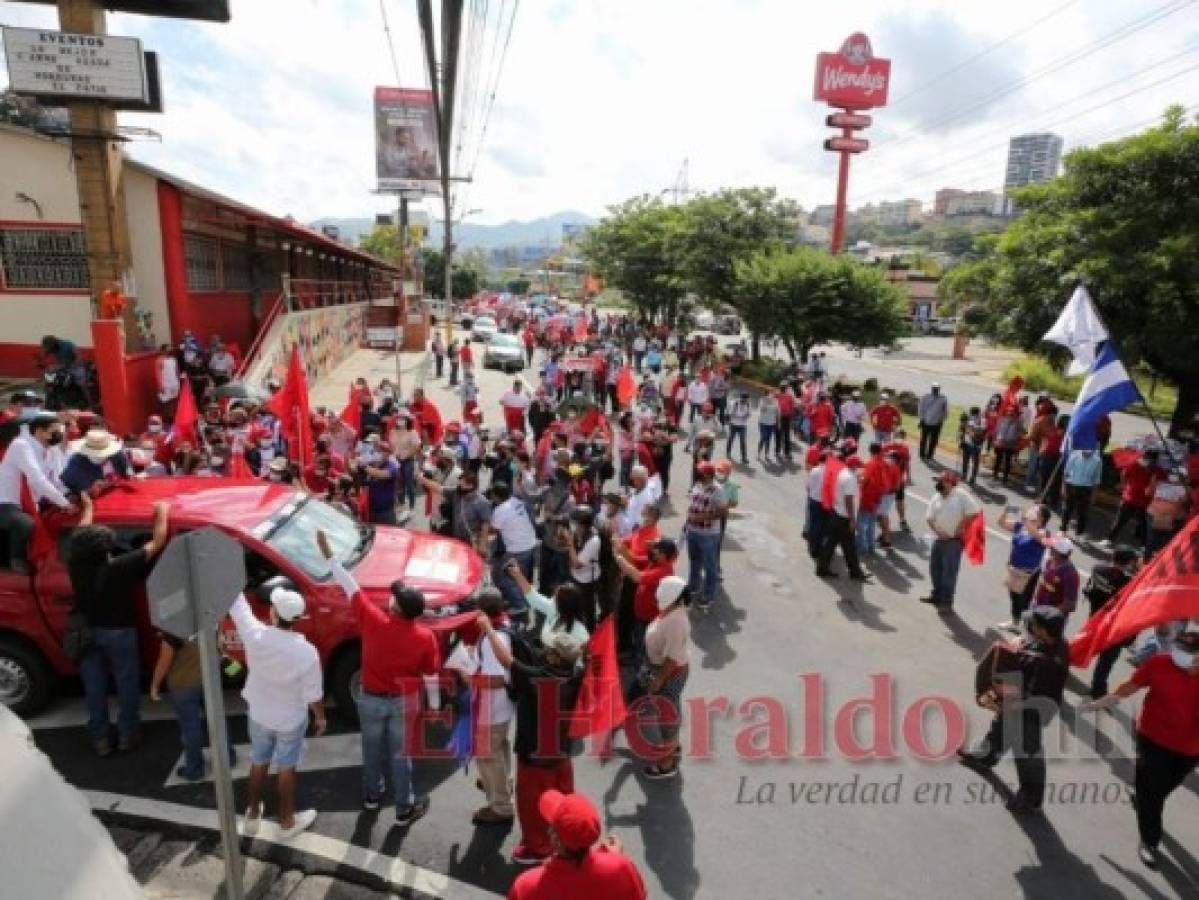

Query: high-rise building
[1004,133,1063,190]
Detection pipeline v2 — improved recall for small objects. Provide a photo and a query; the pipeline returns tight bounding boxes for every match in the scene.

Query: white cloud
[3,0,1198,225]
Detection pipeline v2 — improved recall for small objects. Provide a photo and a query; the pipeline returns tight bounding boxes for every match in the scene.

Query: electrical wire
[378,0,403,86]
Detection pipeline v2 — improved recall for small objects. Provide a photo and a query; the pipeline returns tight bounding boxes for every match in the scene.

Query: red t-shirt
[1040,426,1065,456]
[883,440,911,475]
[1121,463,1157,509]
[508,849,648,900]
[871,404,900,432]
[809,402,834,437]
[624,524,661,568]
[634,560,675,624]
[459,344,473,363]
[859,458,890,513]
[883,458,903,493]
[351,589,440,696]
[1131,654,1199,755]
[805,444,824,469]
[776,392,796,416]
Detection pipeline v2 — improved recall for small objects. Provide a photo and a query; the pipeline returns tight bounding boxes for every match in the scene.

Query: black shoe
[815,569,838,578]
[1006,795,1043,816]
[363,796,381,811]
[1138,843,1160,869]
[935,604,955,615]
[956,749,994,773]
[395,797,430,828]
[849,572,872,582]
[175,765,205,782]
[93,736,114,758]
[117,732,140,752]
[918,595,940,605]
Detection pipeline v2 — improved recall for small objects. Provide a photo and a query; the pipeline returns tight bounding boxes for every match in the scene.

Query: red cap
[846,455,863,468]
[538,790,601,851]
[446,420,462,431]
[937,470,960,486]
[697,461,717,477]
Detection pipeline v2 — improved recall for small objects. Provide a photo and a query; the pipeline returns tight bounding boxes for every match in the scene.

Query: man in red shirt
[459,340,474,377]
[508,790,648,900]
[808,393,835,441]
[1104,448,1160,548]
[870,393,902,443]
[775,384,797,459]
[1082,621,1199,868]
[614,538,677,671]
[883,429,913,529]
[317,531,441,827]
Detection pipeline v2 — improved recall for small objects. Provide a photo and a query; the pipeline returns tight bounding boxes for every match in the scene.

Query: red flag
[268,347,313,468]
[172,376,199,447]
[228,450,254,479]
[410,397,444,446]
[615,366,636,408]
[573,317,588,343]
[963,512,986,565]
[821,457,845,511]
[569,616,627,740]
[1070,516,1199,666]
[20,476,53,563]
[340,384,368,436]
[999,376,1024,415]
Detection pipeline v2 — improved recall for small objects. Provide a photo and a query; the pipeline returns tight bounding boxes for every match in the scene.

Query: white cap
[270,588,306,622]
[656,575,687,610]
[1049,535,1074,555]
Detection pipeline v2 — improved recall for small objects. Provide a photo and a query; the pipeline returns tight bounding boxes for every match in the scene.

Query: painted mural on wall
[257,302,367,388]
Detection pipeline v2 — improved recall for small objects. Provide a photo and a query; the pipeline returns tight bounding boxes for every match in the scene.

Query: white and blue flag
[1066,343,1140,450]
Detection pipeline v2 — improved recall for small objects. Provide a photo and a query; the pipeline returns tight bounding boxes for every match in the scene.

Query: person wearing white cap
[1080,620,1199,868]
[1030,534,1081,619]
[917,383,948,461]
[640,575,691,780]
[61,429,130,496]
[840,390,867,441]
[228,587,325,841]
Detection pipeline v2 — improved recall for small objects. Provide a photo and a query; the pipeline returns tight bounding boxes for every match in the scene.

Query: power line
[888,0,1080,109]
[378,0,403,85]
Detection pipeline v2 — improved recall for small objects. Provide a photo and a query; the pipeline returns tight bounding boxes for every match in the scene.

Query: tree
[734,247,907,362]
[359,224,403,264]
[421,248,479,300]
[975,106,1199,432]
[579,196,686,322]
[507,278,531,295]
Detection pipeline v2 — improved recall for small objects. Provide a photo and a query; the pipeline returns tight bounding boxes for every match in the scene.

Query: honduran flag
[1066,343,1139,451]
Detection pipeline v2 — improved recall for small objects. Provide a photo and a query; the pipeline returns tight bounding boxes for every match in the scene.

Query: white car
[470,315,498,341]
[483,333,525,372]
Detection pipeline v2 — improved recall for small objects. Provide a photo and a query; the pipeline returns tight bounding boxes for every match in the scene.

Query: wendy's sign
[813,33,891,110]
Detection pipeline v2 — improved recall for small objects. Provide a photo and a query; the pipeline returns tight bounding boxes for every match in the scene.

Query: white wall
[124,167,169,349]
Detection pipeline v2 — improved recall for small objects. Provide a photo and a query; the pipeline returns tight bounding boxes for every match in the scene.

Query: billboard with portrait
[374,86,439,192]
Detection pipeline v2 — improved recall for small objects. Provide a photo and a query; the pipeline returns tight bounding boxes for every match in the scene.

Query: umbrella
[213,381,268,401]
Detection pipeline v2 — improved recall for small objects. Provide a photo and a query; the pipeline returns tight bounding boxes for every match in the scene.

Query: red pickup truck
[0,477,485,717]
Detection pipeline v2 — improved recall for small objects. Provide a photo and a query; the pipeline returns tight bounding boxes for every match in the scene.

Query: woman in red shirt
[1082,622,1199,868]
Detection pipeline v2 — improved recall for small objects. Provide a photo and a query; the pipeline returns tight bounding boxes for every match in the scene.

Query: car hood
[349,525,483,606]
[486,344,522,355]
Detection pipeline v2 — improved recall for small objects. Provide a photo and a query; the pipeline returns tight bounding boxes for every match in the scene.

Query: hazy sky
[3,0,1198,226]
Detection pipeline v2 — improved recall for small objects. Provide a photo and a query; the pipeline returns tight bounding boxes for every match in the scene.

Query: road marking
[83,790,479,899]
[164,732,362,788]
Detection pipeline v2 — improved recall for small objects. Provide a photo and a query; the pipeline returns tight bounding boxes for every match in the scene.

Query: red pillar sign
[813,33,891,253]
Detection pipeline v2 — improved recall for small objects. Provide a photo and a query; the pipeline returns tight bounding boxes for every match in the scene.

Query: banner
[374,86,439,192]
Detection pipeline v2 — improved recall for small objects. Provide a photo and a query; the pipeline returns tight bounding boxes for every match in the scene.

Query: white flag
[1043,285,1109,375]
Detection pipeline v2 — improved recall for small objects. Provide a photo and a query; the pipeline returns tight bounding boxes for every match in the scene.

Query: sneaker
[996,620,1019,632]
[93,736,114,758]
[696,601,711,614]
[917,596,940,605]
[363,796,381,812]
[1138,842,1160,869]
[239,811,260,837]
[643,764,679,780]
[1096,538,1114,550]
[1005,795,1042,816]
[396,797,430,828]
[117,732,140,752]
[511,843,548,866]
[956,749,994,773]
[175,765,205,782]
[472,806,515,827]
[279,808,317,841]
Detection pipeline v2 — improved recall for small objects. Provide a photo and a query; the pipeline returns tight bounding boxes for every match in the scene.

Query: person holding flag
[267,347,313,469]
[920,471,982,613]
[1080,620,1199,869]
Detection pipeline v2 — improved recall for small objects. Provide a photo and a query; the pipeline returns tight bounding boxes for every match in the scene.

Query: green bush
[738,357,788,384]
[1002,356,1084,399]
[863,377,879,392]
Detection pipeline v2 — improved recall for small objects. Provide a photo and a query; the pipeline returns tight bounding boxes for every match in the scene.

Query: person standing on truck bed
[0,413,77,573]
[69,492,170,756]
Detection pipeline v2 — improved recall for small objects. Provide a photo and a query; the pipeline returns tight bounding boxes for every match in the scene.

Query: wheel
[0,637,54,717]
[329,644,362,725]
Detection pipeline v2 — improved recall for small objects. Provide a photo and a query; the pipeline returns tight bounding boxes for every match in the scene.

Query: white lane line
[163,733,362,788]
[84,790,479,899]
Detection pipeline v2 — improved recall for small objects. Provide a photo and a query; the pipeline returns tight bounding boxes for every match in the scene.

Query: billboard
[12,1,231,22]
[813,32,891,110]
[3,26,148,103]
[374,86,439,192]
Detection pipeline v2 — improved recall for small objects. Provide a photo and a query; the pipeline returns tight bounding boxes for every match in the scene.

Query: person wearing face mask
[918,383,948,461]
[958,606,1069,815]
[564,506,602,631]
[1060,443,1104,537]
[0,414,76,572]
[996,503,1051,631]
[1082,545,1141,698]
[70,494,169,755]
[1081,621,1199,869]
[920,470,981,612]
[317,531,440,827]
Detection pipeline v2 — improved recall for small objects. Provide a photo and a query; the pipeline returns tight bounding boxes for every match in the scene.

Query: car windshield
[261,496,372,579]
[489,334,520,347]
[475,317,496,327]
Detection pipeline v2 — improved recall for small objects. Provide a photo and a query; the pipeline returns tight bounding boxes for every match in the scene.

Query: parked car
[0,478,484,718]
[714,315,742,335]
[483,333,525,372]
[470,315,499,342]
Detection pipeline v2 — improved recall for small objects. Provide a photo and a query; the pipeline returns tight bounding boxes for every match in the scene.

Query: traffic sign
[824,137,870,153]
[148,528,246,639]
[826,112,873,129]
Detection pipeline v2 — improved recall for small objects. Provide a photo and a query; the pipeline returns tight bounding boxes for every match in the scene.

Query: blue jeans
[726,425,748,462]
[758,424,777,455]
[494,547,535,614]
[856,510,877,553]
[687,528,721,605]
[80,626,141,742]
[1024,448,1041,490]
[930,537,964,606]
[398,458,416,509]
[357,691,418,812]
[806,498,825,558]
[169,686,236,777]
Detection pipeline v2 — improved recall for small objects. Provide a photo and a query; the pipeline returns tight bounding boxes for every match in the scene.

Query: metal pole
[397,196,408,394]
[197,626,244,900]
[830,146,851,254]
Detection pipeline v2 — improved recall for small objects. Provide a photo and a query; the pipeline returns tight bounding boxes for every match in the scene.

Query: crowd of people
[3,304,1199,891]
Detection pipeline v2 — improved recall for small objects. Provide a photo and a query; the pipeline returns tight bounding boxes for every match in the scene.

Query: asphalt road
[26,344,1199,900]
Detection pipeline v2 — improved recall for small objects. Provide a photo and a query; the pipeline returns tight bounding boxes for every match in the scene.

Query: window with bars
[184,235,220,291]
[0,227,89,290]
[222,242,252,291]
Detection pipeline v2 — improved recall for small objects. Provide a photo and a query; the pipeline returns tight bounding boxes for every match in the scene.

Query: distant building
[884,268,941,321]
[944,190,1004,218]
[810,204,836,227]
[933,188,965,216]
[1004,133,1063,194]
[855,199,924,230]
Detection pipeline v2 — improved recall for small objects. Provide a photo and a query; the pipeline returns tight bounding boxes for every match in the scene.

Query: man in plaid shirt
[685,461,727,612]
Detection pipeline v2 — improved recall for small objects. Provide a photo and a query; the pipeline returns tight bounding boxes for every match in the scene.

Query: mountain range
[310,210,596,250]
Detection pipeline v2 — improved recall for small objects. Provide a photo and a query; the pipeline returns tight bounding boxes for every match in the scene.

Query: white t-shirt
[687,381,709,406]
[927,486,982,537]
[807,465,825,501]
[832,468,860,518]
[841,400,866,425]
[627,479,662,525]
[491,497,537,554]
[158,356,180,402]
[500,390,530,411]
[479,629,514,725]
[570,533,602,583]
